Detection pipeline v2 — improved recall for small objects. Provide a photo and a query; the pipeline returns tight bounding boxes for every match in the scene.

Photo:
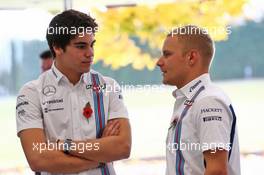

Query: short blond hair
[168,25,215,65]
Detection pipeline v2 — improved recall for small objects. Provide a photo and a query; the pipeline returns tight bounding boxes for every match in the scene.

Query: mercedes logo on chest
[42,85,56,96]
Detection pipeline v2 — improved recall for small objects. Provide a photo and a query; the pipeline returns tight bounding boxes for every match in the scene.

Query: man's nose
[156,57,163,67]
[85,47,94,58]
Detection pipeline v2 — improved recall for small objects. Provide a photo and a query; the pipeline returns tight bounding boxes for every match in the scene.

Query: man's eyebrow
[73,42,88,45]
[73,40,96,45]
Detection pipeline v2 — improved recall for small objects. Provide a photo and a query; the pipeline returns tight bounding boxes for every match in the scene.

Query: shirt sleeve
[107,78,129,120]
[16,83,43,136]
[195,97,232,152]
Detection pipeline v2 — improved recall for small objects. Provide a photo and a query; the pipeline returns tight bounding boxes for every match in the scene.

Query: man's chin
[162,79,169,85]
[162,79,175,86]
[81,67,91,73]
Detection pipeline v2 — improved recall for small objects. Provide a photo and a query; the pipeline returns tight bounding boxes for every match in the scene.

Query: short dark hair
[39,50,52,60]
[46,9,98,57]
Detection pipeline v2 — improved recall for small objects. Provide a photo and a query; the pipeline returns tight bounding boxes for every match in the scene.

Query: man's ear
[188,50,199,66]
[53,45,63,57]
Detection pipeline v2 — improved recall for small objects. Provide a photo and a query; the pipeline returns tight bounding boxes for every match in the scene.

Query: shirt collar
[51,62,87,85]
[83,71,91,85]
[51,63,63,84]
[172,73,211,99]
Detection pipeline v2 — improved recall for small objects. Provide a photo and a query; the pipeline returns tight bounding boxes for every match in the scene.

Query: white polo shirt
[16,64,129,175]
[166,74,240,175]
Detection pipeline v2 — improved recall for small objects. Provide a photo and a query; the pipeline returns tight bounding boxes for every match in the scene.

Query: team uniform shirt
[16,64,129,175]
[166,73,240,175]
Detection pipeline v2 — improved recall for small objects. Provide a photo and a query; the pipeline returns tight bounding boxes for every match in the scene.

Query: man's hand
[68,118,131,162]
[58,120,121,154]
[19,129,99,173]
[102,120,121,137]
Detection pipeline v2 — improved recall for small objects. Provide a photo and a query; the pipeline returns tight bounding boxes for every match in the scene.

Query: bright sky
[244,0,264,22]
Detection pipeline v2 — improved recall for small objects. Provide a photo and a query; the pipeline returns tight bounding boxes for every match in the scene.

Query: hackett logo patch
[201,108,223,114]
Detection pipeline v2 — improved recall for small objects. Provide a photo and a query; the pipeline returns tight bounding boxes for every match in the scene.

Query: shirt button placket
[73,87,81,139]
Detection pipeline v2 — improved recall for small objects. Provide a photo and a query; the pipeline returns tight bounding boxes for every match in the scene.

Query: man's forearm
[69,136,130,162]
[30,149,99,173]
[203,150,228,175]
[204,169,228,175]
[69,119,131,162]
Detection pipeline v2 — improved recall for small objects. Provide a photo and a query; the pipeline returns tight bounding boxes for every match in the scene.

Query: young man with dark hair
[16,9,131,175]
[39,50,53,73]
[157,25,240,175]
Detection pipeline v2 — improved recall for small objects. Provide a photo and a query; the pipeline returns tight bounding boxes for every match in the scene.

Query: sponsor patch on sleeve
[202,116,222,122]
